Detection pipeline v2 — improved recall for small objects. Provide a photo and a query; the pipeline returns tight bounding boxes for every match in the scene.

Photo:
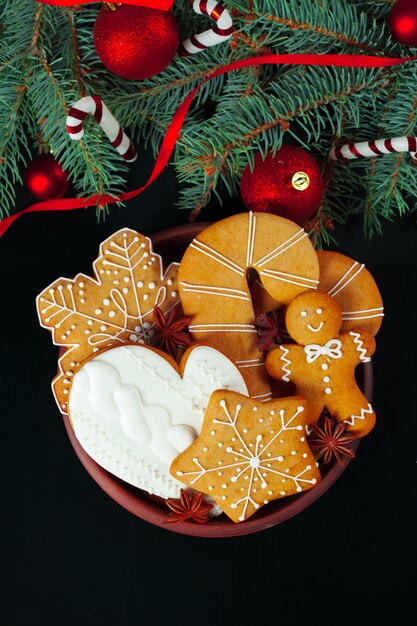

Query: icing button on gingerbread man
[265,291,376,437]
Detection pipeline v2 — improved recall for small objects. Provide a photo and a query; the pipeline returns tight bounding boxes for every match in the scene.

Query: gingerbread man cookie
[265,291,376,437]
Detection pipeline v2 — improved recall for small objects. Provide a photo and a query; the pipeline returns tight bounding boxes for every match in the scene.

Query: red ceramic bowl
[61,223,371,537]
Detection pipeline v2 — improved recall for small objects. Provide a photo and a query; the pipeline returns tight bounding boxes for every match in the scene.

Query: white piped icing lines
[236,358,264,369]
[171,392,320,523]
[350,331,371,363]
[189,240,245,277]
[327,261,365,298]
[343,403,373,427]
[180,282,250,301]
[279,345,292,382]
[251,391,273,402]
[37,228,181,414]
[188,323,257,334]
[342,307,384,322]
[255,228,308,267]
[259,268,319,290]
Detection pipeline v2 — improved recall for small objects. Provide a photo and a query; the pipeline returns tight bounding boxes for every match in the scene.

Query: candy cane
[330,136,417,162]
[179,0,234,56]
[66,96,137,162]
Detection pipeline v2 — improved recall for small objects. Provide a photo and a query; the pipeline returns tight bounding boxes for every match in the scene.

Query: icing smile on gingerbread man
[266,291,377,437]
[300,305,325,333]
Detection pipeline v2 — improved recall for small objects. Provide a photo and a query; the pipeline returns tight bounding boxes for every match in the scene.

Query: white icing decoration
[327,261,365,298]
[349,331,371,363]
[255,228,308,267]
[259,268,319,289]
[342,307,384,322]
[236,358,264,369]
[69,344,248,498]
[179,400,316,521]
[343,403,373,426]
[180,281,250,302]
[190,240,245,277]
[189,323,257,334]
[246,210,256,267]
[279,345,292,382]
[251,392,272,401]
[307,322,324,332]
[304,339,342,363]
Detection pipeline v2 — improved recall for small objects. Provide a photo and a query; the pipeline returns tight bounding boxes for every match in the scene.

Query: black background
[1,148,416,625]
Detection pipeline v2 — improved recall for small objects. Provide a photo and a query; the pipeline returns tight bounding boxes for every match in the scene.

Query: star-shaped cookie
[170,391,321,523]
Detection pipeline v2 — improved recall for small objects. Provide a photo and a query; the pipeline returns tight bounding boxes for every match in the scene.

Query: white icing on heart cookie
[69,344,249,498]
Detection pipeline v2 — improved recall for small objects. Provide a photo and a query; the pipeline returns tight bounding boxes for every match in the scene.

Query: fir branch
[1,0,416,242]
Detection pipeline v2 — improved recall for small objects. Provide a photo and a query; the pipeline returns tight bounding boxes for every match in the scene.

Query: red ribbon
[37,1,175,9]
[1,52,416,237]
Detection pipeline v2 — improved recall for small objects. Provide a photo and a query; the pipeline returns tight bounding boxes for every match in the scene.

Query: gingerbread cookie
[179,212,319,401]
[170,390,320,522]
[249,250,384,338]
[265,291,376,437]
[68,344,249,499]
[317,250,384,336]
[36,228,180,414]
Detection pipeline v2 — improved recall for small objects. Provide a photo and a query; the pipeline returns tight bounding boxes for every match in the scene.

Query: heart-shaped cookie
[69,344,248,498]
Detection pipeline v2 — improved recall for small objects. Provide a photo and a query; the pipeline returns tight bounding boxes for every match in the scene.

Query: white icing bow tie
[304,339,342,364]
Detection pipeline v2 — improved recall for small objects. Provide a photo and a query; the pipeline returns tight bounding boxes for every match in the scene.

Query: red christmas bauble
[93,5,179,81]
[389,0,417,46]
[240,146,324,224]
[24,153,70,201]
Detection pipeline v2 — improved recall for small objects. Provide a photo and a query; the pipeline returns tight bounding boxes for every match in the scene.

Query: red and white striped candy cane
[66,96,137,162]
[179,0,234,56]
[330,136,417,162]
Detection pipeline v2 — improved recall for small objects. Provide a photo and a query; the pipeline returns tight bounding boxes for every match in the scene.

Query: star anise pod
[256,310,285,352]
[308,415,357,465]
[152,305,192,359]
[165,489,213,524]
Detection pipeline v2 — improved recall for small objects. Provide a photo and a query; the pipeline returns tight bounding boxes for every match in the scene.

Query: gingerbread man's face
[285,292,342,346]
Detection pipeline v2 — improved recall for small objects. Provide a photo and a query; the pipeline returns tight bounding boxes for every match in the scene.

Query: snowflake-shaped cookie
[170,391,321,522]
[36,228,180,414]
